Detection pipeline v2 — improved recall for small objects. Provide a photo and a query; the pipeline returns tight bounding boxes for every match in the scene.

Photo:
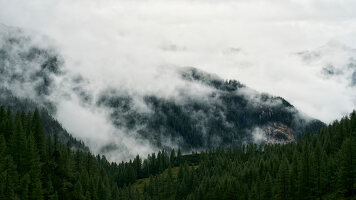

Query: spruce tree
[27,133,43,200]
[0,135,6,171]
[2,156,18,200]
[337,137,355,197]
[170,149,176,166]
[299,145,311,199]
[4,108,13,142]
[289,152,298,200]
[262,173,272,200]
[165,165,174,197]
[19,174,30,200]
[275,158,290,200]
[73,180,85,200]
[32,109,45,160]
[177,148,182,165]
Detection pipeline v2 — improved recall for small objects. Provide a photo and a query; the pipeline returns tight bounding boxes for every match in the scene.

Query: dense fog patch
[1,0,356,160]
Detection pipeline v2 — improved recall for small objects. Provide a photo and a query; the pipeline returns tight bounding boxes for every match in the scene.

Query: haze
[1,0,356,160]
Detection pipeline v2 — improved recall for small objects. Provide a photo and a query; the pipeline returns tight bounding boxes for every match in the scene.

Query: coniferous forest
[0,105,355,199]
[2,1,356,199]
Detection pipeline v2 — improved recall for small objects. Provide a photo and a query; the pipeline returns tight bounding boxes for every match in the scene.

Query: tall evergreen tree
[262,173,273,200]
[27,133,43,200]
[32,109,45,160]
[2,156,18,200]
[0,135,6,171]
[73,180,85,200]
[338,137,355,197]
[275,158,290,200]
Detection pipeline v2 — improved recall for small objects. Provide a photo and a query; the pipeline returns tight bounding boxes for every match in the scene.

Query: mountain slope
[0,88,87,150]
[0,105,352,199]
[98,67,325,151]
[0,24,324,155]
[127,110,356,200]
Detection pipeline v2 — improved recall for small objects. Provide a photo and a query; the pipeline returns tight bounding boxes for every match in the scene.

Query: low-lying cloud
[1,0,356,160]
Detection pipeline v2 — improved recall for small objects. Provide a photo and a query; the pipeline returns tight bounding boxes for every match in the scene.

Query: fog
[1,0,356,160]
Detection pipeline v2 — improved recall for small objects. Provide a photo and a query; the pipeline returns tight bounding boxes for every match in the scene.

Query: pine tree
[170,149,176,166]
[337,137,355,197]
[27,133,43,200]
[298,145,311,200]
[9,119,27,175]
[32,109,45,160]
[310,141,326,198]
[73,180,85,200]
[0,135,6,171]
[4,108,13,142]
[319,149,329,195]
[19,174,30,200]
[111,183,120,200]
[0,106,5,123]
[275,158,290,200]
[2,156,18,200]
[133,155,142,178]
[177,148,182,165]
[142,159,150,178]
[97,179,109,200]
[289,152,298,200]
[74,150,83,173]
[262,173,272,200]
[165,165,174,198]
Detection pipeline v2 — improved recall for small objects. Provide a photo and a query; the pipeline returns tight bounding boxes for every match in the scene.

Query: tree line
[0,106,355,199]
[126,111,355,200]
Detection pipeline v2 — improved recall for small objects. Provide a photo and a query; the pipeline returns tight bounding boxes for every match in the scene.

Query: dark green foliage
[338,137,355,197]
[263,173,273,200]
[128,110,356,200]
[275,158,289,200]
[32,109,46,160]
[0,89,87,151]
[0,106,197,199]
[0,106,354,200]
[97,68,326,152]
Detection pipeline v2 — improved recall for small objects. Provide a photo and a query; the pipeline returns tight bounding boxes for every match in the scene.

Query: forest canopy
[0,106,355,200]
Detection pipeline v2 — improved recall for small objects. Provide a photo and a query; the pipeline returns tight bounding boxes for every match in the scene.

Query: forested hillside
[0,105,354,199]
[126,110,355,200]
[0,88,87,150]
[98,67,325,151]
[0,26,325,154]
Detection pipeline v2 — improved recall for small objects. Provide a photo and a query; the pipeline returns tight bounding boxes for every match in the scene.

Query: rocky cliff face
[264,123,295,144]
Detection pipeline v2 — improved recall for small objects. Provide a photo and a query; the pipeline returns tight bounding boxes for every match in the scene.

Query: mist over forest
[0,1,355,200]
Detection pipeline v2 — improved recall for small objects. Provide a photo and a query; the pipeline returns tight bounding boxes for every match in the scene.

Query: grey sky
[1,0,356,160]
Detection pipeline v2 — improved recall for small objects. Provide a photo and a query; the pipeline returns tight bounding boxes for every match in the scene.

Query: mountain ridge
[98,66,325,152]
[0,25,325,157]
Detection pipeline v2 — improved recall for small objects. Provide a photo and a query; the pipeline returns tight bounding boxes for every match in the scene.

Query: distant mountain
[0,24,87,150]
[98,67,325,151]
[0,24,325,154]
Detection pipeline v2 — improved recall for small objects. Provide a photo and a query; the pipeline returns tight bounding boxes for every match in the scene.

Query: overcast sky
[1,0,356,152]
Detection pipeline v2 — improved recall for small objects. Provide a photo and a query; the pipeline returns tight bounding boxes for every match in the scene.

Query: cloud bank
[1,0,356,160]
